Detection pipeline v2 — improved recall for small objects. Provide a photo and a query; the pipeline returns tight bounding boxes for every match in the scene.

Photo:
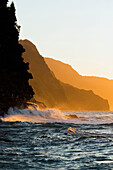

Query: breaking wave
[1,104,113,124]
[1,106,68,123]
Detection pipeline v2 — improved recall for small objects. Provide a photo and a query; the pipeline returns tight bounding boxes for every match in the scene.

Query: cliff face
[45,57,113,110]
[20,39,109,111]
[20,40,67,109]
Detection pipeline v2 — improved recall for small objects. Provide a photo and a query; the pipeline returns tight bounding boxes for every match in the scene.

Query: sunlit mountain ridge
[20,39,109,111]
[45,57,113,110]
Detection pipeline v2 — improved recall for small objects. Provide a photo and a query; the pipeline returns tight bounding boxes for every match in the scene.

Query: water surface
[0,108,113,169]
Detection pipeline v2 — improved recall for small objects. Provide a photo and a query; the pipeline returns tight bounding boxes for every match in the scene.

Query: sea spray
[1,107,67,123]
[1,106,113,124]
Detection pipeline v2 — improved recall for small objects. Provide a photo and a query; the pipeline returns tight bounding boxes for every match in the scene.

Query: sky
[8,0,113,79]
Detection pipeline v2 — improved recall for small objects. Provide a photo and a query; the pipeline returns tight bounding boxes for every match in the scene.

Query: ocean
[0,107,113,169]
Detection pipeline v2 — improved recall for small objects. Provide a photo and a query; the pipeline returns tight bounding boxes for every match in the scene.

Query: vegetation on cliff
[0,0,34,116]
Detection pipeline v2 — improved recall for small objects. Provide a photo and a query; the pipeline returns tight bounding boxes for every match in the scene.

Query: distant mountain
[20,39,109,111]
[45,57,113,110]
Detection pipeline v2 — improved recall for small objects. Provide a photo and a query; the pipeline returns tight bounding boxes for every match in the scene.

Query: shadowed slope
[20,40,67,109]
[20,40,109,111]
[45,57,113,110]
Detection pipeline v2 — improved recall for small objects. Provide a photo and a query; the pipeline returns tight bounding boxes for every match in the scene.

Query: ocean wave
[1,107,67,123]
[1,106,113,125]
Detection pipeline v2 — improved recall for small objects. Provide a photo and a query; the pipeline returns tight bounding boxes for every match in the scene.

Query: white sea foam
[1,106,113,124]
[1,107,67,123]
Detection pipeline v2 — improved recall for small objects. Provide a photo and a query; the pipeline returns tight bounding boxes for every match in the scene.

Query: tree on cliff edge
[0,0,34,116]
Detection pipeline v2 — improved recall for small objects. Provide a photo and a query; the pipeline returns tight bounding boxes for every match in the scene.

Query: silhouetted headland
[0,1,34,116]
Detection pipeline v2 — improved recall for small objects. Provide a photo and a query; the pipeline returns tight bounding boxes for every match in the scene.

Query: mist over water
[1,107,113,124]
[1,107,113,169]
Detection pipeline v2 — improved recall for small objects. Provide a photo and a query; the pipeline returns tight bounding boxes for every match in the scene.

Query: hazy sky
[8,0,113,79]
